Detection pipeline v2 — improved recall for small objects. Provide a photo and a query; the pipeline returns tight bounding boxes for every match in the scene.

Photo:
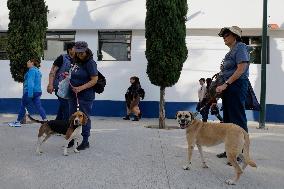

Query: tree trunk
[159,86,166,129]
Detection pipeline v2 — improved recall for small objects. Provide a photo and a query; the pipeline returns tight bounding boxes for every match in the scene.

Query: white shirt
[198,85,206,102]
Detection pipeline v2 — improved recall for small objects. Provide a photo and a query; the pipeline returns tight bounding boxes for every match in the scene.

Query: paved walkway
[0,114,284,189]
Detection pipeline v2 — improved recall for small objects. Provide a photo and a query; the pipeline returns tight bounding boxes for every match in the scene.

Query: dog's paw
[74,149,80,153]
[225,179,236,185]
[63,148,68,156]
[183,165,191,170]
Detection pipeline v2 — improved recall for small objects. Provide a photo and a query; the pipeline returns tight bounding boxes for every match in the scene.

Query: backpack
[245,79,261,111]
[137,87,145,100]
[93,71,106,94]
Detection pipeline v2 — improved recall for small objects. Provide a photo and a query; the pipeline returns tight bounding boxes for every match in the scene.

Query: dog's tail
[243,132,257,168]
[27,114,46,124]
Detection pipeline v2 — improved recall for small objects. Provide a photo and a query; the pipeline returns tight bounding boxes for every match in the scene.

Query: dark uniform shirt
[70,56,98,101]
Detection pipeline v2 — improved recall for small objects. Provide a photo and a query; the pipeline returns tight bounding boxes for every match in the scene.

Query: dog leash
[69,81,80,111]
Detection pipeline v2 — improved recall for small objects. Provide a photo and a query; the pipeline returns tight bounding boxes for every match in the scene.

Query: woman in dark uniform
[215,26,250,158]
[68,41,98,150]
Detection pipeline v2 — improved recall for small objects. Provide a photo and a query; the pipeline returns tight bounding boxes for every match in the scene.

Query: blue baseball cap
[74,41,88,52]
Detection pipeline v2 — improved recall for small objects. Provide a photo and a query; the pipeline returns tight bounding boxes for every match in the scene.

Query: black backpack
[245,79,261,111]
[93,71,106,94]
[137,87,145,100]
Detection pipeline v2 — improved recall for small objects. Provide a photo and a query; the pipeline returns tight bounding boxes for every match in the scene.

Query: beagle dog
[176,111,257,185]
[28,111,88,156]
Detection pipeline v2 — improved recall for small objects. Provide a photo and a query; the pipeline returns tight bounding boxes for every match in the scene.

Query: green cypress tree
[145,0,188,129]
[7,0,48,82]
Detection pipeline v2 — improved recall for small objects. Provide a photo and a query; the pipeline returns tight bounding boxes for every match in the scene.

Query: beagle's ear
[69,114,75,126]
[65,128,75,140]
[82,113,88,125]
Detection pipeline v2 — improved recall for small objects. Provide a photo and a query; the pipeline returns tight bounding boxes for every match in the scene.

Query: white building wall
[0,30,161,101]
[1,29,284,106]
[1,0,284,107]
[74,29,160,101]
[266,35,284,105]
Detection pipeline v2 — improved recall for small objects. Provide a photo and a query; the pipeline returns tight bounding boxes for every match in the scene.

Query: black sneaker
[132,116,139,121]
[77,142,90,151]
[138,112,142,119]
[67,139,74,148]
[227,157,242,166]
[237,156,242,162]
[123,115,130,120]
[216,151,227,158]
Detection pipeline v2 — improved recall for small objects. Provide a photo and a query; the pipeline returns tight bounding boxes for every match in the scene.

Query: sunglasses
[223,33,231,39]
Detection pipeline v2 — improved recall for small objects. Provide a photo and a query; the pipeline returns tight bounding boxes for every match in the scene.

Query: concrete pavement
[0,114,284,189]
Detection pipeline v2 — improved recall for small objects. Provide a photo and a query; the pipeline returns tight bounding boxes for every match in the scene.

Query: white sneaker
[8,121,21,127]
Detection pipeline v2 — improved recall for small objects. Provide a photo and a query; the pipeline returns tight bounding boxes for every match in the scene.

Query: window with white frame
[243,36,269,64]
[97,31,132,61]
[0,32,8,60]
[44,31,76,60]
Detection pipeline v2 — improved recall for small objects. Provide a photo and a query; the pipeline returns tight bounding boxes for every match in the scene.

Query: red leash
[69,81,80,111]
[61,71,80,111]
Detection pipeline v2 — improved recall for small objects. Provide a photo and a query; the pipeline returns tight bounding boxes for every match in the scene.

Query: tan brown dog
[176,111,256,185]
[28,111,88,156]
